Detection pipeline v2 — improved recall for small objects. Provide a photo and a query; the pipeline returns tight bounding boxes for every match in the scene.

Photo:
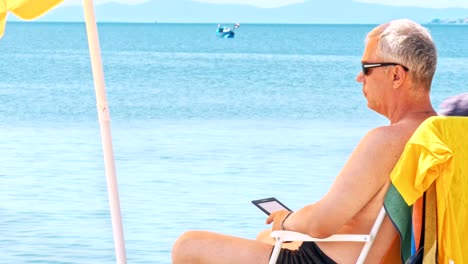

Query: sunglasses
[361,62,409,75]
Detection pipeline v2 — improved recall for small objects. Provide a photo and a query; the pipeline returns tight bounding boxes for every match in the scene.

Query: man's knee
[256,229,273,243]
[172,230,201,263]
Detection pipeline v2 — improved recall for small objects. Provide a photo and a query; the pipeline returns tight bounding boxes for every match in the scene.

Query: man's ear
[393,66,405,88]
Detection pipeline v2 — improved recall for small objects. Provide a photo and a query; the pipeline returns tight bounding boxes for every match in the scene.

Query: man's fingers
[265,212,276,224]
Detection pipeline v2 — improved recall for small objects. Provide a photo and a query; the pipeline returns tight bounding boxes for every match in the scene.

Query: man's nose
[356,71,365,83]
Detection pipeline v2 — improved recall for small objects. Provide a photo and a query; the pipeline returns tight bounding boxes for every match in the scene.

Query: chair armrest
[270,230,371,243]
[269,208,386,264]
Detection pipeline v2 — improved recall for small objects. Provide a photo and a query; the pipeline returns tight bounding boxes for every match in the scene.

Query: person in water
[439,93,468,116]
[172,19,438,264]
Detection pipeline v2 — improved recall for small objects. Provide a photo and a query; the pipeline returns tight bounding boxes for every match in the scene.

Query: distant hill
[429,18,468,24]
[8,0,468,24]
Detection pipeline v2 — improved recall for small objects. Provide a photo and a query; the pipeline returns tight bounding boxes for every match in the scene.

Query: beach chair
[269,206,386,264]
[269,116,468,264]
[387,116,468,264]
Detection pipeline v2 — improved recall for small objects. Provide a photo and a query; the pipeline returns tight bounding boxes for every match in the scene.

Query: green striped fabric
[384,184,413,263]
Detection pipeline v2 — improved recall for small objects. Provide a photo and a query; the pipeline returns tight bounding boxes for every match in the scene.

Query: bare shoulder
[362,124,415,151]
[353,123,419,169]
[366,124,409,139]
[347,124,414,179]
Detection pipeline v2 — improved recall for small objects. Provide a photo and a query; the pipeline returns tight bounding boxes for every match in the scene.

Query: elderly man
[172,19,438,264]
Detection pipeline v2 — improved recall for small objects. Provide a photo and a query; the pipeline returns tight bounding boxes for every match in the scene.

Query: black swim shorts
[272,242,337,264]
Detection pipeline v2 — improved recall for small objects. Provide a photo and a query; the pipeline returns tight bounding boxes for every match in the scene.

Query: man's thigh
[173,230,275,264]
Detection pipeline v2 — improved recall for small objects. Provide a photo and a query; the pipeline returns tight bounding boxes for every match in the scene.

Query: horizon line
[9,21,455,25]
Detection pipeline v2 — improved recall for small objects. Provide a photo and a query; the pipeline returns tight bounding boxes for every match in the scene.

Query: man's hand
[266,210,292,231]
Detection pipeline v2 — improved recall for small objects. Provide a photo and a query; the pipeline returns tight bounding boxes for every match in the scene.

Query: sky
[60,0,468,8]
[10,0,468,24]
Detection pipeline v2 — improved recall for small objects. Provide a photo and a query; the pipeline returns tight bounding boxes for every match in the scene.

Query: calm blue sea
[1,22,467,263]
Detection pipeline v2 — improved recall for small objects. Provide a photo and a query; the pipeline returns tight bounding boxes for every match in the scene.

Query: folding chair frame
[269,207,387,264]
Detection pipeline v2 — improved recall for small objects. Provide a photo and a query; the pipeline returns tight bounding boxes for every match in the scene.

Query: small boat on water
[216,23,240,38]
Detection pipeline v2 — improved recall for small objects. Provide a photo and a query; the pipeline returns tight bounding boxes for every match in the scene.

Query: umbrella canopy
[1,1,127,263]
[0,0,63,37]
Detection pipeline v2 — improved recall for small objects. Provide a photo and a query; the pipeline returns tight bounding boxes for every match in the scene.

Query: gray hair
[367,19,437,88]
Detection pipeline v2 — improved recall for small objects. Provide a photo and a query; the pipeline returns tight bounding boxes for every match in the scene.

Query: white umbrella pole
[82,1,127,263]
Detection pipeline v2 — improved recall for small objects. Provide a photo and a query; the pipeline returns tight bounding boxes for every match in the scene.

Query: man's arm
[280,126,402,238]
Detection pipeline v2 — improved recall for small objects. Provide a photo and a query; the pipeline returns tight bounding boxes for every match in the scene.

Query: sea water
[0,23,467,263]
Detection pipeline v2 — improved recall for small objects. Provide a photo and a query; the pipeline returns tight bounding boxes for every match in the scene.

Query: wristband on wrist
[281,212,293,231]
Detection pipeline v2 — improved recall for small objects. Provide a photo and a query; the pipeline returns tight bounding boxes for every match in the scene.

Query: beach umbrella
[1,1,127,263]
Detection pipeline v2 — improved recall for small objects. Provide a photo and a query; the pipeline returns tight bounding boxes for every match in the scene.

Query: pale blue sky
[12,0,468,23]
[60,0,468,8]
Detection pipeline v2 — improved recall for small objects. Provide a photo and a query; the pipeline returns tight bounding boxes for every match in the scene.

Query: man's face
[356,37,393,113]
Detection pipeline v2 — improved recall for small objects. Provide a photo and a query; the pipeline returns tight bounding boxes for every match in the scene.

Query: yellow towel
[391,116,468,263]
[1,0,63,37]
